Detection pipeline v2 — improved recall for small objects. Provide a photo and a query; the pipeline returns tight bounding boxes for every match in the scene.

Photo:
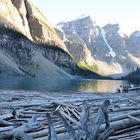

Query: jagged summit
[76,14,90,20]
[130,30,140,37]
[57,14,92,22]
[102,23,126,38]
[102,24,120,32]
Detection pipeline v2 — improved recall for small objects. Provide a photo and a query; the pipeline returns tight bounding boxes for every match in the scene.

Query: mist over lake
[0,76,129,93]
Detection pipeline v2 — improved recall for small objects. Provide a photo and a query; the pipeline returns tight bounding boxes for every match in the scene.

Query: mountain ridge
[0,0,139,79]
[56,15,140,78]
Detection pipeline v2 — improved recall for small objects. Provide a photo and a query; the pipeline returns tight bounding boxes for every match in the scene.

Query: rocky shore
[0,90,140,139]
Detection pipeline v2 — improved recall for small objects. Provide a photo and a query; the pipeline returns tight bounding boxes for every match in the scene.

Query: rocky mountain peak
[75,15,93,25]
[57,15,100,44]
[127,30,140,57]
[102,23,127,39]
[102,24,120,33]
[130,30,140,38]
[74,15,99,36]
[56,15,140,77]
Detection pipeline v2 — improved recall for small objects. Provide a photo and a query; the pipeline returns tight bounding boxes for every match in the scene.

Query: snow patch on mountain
[101,29,116,58]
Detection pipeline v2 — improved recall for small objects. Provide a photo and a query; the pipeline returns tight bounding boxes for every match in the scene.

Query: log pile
[0,90,140,139]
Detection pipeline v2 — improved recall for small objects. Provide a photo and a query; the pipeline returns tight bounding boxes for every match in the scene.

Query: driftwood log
[1,91,140,140]
[77,101,90,140]
[47,113,57,140]
[0,115,40,139]
[89,99,113,140]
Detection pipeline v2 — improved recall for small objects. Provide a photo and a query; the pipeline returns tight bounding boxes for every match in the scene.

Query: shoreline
[0,90,140,139]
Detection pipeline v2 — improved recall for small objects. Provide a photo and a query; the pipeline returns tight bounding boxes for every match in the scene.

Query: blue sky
[32,0,140,35]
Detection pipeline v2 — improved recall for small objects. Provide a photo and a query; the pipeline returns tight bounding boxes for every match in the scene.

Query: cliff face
[0,0,68,51]
[0,25,78,79]
[0,0,78,77]
[0,0,31,37]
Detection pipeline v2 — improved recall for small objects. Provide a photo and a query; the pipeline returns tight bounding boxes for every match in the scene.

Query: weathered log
[109,134,131,140]
[101,116,140,132]
[29,128,49,138]
[0,115,40,139]
[109,131,140,140]
[56,110,76,140]
[34,133,70,140]
[100,110,140,133]
[14,115,40,132]
[0,130,34,140]
[77,101,90,140]
[30,125,79,139]
[127,115,140,123]
[113,124,140,135]
[12,130,34,140]
[0,118,14,126]
[0,125,15,133]
[0,113,13,120]
[20,111,47,115]
[109,110,140,122]
[112,106,140,112]
[73,108,81,116]
[63,106,71,116]
[98,127,114,140]
[46,113,57,140]
[59,109,79,125]
[11,106,19,119]
[124,97,137,104]
[89,99,110,140]
[66,107,80,120]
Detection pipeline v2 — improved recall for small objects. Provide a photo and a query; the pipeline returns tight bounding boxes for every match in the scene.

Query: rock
[24,0,67,51]
[11,0,32,40]
[0,0,67,51]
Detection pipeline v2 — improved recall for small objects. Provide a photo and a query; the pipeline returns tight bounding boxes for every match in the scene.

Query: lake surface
[0,76,130,93]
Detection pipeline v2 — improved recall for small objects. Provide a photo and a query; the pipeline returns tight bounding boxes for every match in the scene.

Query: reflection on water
[0,76,128,93]
[74,80,128,92]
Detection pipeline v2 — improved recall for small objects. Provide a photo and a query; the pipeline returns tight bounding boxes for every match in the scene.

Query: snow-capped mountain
[56,16,140,77]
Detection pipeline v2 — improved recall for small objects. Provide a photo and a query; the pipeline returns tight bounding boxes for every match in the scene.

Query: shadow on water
[0,76,129,93]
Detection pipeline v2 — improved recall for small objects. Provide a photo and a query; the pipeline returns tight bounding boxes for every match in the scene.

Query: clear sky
[32,0,140,35]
